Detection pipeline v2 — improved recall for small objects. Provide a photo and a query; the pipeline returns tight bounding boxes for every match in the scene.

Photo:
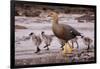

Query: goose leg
[68,42,72,48]
[76,41,79,49]
[71,41,74,48]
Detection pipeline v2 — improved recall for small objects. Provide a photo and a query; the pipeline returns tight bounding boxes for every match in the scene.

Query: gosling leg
[44,44,50,50]
[46,46,49,50]
[87,44,90,50]
[35,46,41,53]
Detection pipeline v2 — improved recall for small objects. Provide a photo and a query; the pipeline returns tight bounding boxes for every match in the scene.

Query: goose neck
[52,16,58,24]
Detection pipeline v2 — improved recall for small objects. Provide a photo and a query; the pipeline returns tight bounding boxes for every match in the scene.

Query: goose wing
[61,24,81,36]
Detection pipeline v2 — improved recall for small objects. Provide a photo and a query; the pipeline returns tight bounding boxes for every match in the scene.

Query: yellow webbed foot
[62,43,73,54]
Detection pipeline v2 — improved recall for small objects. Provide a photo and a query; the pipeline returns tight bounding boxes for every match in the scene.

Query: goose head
[48,11,59,24]
[48,12,58,17]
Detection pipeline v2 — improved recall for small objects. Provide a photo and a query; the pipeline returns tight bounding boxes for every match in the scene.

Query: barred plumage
[29,32,42,53]
[41,31,53,50]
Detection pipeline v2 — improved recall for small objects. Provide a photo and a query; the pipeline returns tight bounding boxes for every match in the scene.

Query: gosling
[82,36,93,50]
[29,32,42,53]
[41,31,53,50]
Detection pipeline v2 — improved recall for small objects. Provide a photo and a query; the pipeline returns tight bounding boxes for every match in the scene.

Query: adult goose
[48,12,83,54]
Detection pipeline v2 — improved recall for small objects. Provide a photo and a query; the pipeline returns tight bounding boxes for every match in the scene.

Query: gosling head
[41,31,45,35]
[29,32,34,36]
[83,37,93,43]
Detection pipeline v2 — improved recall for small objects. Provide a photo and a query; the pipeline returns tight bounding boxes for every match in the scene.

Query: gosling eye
[29,32,34,36]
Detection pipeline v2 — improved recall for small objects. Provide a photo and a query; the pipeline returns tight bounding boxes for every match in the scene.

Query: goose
[48,11,83,54]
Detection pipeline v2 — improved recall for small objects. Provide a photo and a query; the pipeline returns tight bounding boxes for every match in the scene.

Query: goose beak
[47,14,51,17]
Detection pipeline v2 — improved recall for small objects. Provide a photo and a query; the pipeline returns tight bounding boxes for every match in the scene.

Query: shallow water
[15,14,95,65]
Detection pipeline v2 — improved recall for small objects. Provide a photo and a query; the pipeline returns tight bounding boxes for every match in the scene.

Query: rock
[15,25,27,29]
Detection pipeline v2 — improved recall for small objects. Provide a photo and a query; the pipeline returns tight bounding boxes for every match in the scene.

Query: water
[15,14,95,65]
